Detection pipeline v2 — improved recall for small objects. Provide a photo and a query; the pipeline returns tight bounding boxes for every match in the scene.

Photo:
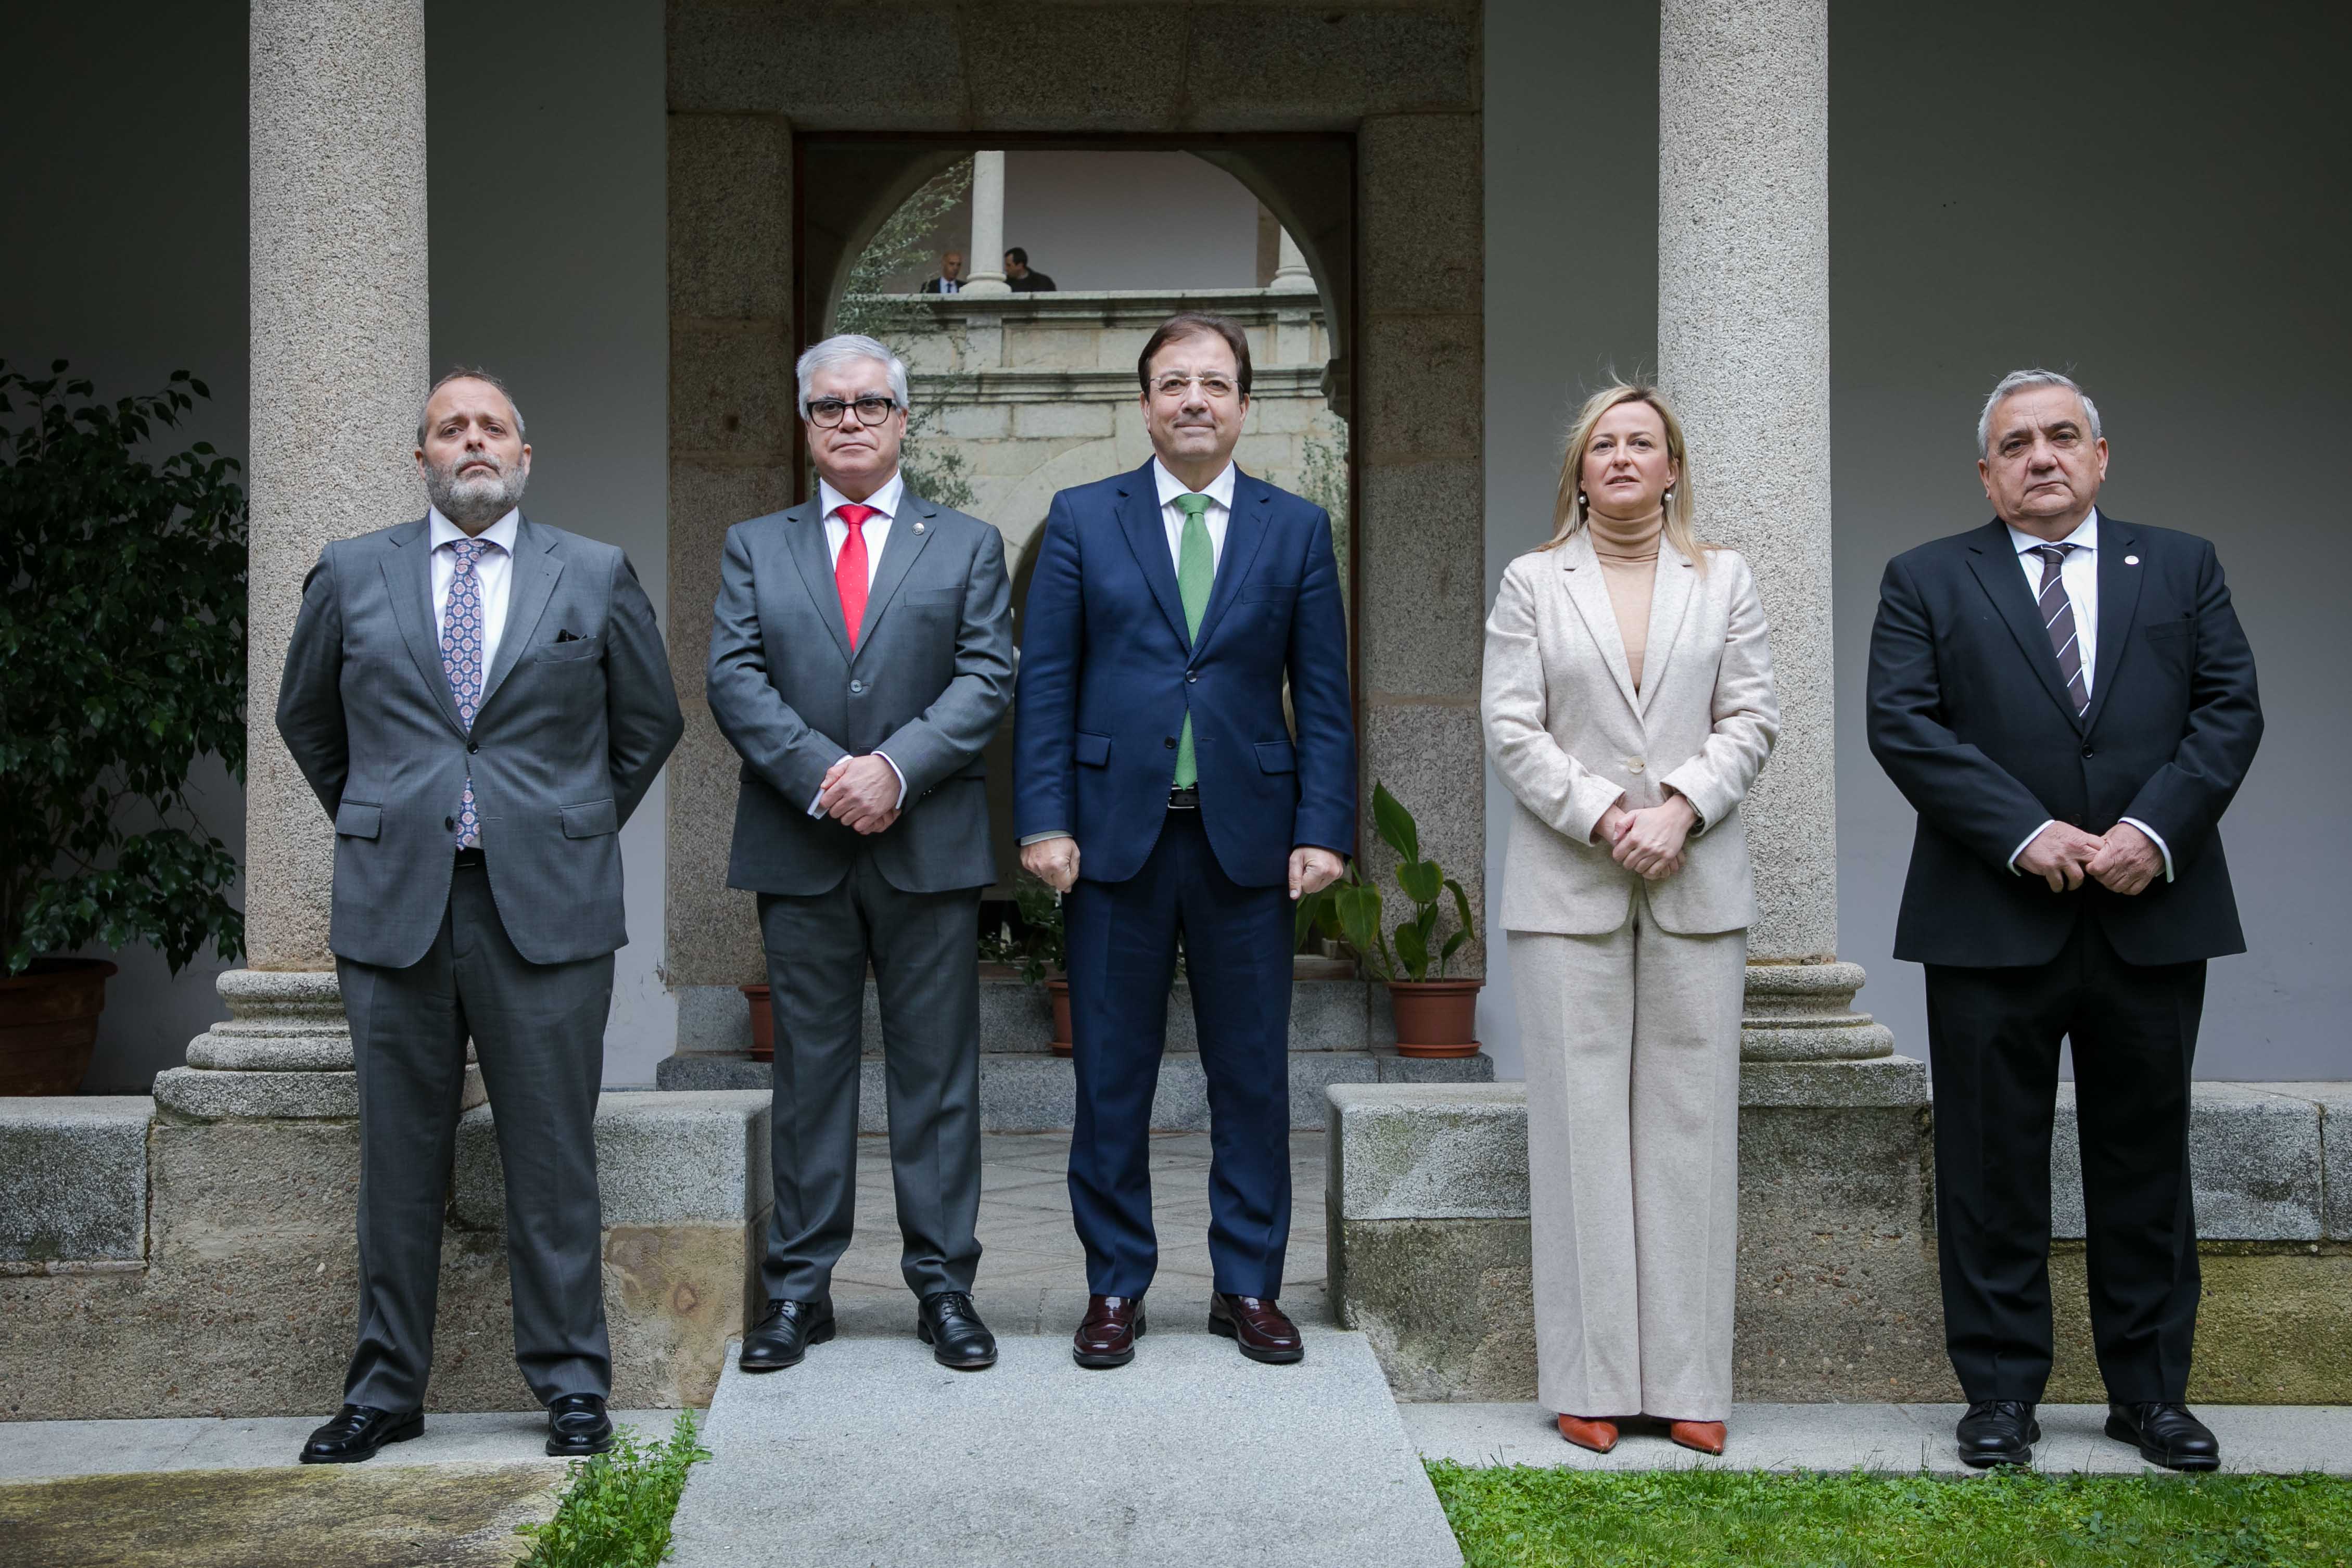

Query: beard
[426,449,529,529]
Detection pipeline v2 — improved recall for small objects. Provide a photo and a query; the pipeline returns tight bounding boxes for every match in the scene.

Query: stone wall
[1328,1081,2352,1405]
[0,1093,771,1420]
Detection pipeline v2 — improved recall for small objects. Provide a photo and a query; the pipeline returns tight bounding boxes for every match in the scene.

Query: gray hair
[416,366,526,448]
[794,334,911,418]
[1978,368,2101,458]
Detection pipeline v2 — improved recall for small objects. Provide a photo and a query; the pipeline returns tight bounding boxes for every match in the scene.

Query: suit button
[1187,671,1199,684]
[2081,746,2095,759]
[1626,757,1644,773]
[1164,737,1177,749]
[849,680,865,695]
[467,742,480,754]
[444,816,455,831]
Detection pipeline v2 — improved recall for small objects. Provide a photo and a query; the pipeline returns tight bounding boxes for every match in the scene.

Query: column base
[159,969,482,1119]
[1740,960,1896,1062]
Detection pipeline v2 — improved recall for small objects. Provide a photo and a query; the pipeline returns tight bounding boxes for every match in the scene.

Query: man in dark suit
[1868,369,2262,1471]
[277,368,684,1463]
[1014,312,1355,1369]
[919,250,964,295]
[1004,247,1056,292]
[707,334,1014,1374]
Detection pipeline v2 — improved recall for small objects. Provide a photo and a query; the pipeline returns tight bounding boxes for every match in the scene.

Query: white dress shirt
[429,506,520,675]
[2002,508,2172,880]
[808,470,908,815]
[1152,456,1235,575]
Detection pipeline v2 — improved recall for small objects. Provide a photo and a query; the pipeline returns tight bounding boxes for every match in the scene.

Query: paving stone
[0,1411,682,1482]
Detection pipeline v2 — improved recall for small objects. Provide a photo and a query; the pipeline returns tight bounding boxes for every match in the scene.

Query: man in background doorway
[1014,311,1354,1373]
[920,250,964,295]
[1005,247,1056,292]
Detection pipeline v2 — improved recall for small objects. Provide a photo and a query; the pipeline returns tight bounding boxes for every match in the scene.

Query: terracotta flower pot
[740,983,774,1061]
[1047,976,1072,1059]
[0,958,119,1094]
[1387,977,1482,1059]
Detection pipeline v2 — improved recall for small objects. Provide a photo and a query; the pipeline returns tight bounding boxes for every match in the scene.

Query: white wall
[882,151,1265,292]
[426,0,677,1085]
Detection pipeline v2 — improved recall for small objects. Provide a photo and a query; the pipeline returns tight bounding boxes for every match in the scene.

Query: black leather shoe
[2106,1401,2221,1471]
[1956,1400,2040,1468]
[546,1393,615,1457]
[298,1404,423,1464]
[740,1297,835,1372]
[917,1290,998,1370]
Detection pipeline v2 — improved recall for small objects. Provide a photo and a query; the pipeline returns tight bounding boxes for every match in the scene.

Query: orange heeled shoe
[1668,1419,1727,1455]
[1557,1413,1621,1453]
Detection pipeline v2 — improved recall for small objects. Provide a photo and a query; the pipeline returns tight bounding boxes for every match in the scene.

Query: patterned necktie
[1172,493,1214,789]
[835,504,877,651]
[2028,542,2090,718]
[440,537,495,848]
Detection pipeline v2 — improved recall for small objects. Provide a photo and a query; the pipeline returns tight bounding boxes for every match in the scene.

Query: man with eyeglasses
[1014,311,1356,1370]
[706,333,1015,1376]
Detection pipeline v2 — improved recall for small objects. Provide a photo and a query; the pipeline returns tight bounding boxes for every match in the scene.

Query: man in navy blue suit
[1870,370,2262,1472]
[1014,312,1355,1369]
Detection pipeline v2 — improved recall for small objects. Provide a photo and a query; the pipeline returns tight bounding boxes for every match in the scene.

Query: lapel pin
[913,521,926,534]
[2125,554,2139,565]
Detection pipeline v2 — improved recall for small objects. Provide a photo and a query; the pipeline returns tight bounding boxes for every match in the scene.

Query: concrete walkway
[1404,1402,2352,1476]
[0,1410,683,1482]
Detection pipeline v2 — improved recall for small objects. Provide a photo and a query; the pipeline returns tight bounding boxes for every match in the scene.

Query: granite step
[654,1047,1494,1132]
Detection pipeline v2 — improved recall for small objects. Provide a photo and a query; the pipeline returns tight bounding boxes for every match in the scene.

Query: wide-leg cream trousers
[1511,889,1747,1421]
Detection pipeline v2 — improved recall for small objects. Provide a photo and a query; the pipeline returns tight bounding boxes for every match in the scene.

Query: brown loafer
[1073,1295,1146,1369]
[1208,1293,1304,1364]
[1556,1414,1620,1453]
[1669,1419,1727,1455]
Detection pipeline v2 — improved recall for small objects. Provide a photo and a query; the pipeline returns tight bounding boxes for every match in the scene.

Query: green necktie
[1172,492,1214,789]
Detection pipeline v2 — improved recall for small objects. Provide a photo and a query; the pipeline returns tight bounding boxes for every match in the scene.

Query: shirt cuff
[1019,832,1074,846]
[2008,820,2057,874]
[2118,817,2176,882]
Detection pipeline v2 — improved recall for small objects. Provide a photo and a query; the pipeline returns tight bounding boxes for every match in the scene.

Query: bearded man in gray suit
[276,368,683,1464]
[707,335,1014,1374]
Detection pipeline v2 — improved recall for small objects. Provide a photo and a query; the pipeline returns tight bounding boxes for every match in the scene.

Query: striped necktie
[2028,543,2089,718]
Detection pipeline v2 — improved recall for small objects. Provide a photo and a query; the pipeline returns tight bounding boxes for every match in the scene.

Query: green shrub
[516,1411,711,1568]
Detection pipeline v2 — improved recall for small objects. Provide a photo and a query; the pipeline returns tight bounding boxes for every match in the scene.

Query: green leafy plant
[979,873,1065,986]
[515,1410,711,1568]
[1295,782,1476,982]
[1,361,247,974]
[833,158,980,513]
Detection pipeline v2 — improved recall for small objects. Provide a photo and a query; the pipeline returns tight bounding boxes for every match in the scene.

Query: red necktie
[835,503,876,649]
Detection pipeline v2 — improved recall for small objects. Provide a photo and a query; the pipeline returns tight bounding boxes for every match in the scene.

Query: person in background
[1014,311,1353,1372]
[706,334,1014,1379]
[1868,369,2262,1472]
[920,251,964,295]
[277,368,683,1464]
[1005,247,1056,292]
[1482,383,1778,1459]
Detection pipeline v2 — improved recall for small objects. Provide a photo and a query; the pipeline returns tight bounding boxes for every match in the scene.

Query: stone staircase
[656,966,1494,1131]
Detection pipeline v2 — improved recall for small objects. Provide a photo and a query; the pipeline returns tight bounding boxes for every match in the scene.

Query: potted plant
[1,362,247,1092]
[1295,782,1482,1057]
[981,875,1070,1055]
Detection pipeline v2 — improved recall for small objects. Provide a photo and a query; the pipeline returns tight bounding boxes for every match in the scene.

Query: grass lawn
[1427,1462,2352,1567]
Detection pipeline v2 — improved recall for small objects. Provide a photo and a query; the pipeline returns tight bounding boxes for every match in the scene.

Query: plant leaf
[1396,858,1441,906]
[1393,920,1428,981]
[1371,780,1419,863]
[1446,878,1478,945]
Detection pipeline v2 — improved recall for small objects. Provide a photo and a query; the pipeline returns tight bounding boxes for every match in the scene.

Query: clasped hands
[817,754,900,835]
[2016,820,2162,896]
[1021,836,1347,901]
[1593,795,1696,881]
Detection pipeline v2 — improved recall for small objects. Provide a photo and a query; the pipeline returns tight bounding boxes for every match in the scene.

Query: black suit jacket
[1867,515,2261,968]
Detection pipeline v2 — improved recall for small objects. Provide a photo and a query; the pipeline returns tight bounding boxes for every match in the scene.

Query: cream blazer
[1483,531,1778,936]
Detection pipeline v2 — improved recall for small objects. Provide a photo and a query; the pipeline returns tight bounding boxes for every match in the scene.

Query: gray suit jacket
[707,492,1013,896]
[276,515,685,968]
[1483,533,1779,936]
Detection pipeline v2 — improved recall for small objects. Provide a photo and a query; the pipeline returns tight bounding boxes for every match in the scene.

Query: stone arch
[665,5,1485,1022]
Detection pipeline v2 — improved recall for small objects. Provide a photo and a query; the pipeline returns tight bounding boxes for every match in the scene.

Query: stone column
[961,150,1012,297]
[156,0,435,1118]
[1270,228,1315,294]
[1657,0,1892,1067]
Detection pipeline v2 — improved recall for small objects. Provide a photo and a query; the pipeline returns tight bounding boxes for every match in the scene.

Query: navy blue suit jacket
[1013,461,1356,887]
[1867,516,2262,969]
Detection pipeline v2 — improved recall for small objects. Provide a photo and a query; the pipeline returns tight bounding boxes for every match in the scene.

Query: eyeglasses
[806,396,899,428]
[1150,374,1239,401]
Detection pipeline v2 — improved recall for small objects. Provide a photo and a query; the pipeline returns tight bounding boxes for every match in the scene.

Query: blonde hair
[1541,383,1706,569]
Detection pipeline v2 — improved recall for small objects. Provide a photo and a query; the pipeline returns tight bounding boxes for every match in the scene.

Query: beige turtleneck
[1587,509,1663,690]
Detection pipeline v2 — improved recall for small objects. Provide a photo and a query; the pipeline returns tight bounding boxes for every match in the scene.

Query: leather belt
[1167,786,1200,810]
[454,847,486,868]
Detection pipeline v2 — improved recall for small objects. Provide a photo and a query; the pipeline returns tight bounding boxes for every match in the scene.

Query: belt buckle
[1167,786,1200,811]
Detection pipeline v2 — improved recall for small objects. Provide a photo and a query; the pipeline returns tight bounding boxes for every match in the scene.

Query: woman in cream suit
[1482,385,1777,1456]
